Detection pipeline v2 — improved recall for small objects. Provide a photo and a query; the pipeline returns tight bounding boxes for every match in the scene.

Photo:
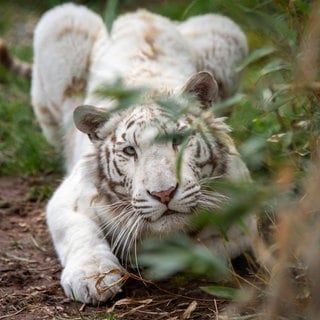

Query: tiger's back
[29,4,247,171]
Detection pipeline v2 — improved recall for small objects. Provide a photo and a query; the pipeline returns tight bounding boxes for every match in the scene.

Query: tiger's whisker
[120,214,142,264]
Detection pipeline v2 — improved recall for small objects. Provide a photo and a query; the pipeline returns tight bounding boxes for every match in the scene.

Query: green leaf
[104,0,118,33]
[155,95,187,119]
[192,181,270,249]
[95,78,145,113]
[139,234,228,280]
[176,138,189,183]
[260,59,291,77]
[211,93,247,114]
[235,47,276,72]
[200,285,240,299]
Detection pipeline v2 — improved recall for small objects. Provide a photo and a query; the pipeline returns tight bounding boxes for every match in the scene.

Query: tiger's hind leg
[178,14,248,100]
[31,3,107,147]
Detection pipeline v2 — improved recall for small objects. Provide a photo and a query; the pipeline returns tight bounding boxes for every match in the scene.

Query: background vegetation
[1,0,319,319]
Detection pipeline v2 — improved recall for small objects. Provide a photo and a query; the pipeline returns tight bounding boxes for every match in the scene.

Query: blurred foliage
[130,0,318,268]
[200,285,241,300]
[139,234,228,280]
[0,66,61,176]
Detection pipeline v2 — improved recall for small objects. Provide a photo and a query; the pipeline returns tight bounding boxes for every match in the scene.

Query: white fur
[31,3,254,305]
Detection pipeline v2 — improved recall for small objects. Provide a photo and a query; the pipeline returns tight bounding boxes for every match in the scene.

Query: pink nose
[149,185,178,205]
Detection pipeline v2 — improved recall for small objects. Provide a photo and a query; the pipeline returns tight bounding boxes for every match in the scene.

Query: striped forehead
[116,106,171,145]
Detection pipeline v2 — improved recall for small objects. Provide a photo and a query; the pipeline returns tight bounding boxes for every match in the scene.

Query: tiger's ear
[182,71,219,109]
[73,105,109,141]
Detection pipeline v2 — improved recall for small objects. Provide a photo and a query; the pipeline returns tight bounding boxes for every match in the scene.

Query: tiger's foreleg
[46,165,124,305]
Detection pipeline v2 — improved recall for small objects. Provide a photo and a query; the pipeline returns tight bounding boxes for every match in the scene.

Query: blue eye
[123,146,136,156]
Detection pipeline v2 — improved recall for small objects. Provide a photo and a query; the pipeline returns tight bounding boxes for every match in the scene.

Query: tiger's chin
[146,211,193,234]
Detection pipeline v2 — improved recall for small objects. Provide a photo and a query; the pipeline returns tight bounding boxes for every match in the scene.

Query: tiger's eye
[123,146,136,156]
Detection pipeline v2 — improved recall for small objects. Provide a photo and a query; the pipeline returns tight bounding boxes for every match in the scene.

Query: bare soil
[0,176,235,320]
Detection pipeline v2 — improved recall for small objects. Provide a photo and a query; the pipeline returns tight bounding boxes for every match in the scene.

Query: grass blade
[201,285,240,300]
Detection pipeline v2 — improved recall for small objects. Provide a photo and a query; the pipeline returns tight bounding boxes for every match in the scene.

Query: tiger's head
[74,72,247,253]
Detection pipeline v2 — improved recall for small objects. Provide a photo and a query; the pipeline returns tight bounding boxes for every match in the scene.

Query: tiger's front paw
[61,260,124,305]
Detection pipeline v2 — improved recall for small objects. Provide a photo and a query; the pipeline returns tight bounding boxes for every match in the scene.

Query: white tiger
[25,3,256,305]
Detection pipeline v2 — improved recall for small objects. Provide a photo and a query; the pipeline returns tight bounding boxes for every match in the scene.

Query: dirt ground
[0,176,239,320]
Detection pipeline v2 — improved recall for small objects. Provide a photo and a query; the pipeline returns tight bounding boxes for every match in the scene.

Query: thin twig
[0,307,26,319]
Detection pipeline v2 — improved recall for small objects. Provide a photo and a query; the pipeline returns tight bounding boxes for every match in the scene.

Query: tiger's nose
[148,184,178,205]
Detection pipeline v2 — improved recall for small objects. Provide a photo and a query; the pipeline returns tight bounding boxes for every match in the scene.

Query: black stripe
[135,205,153,209]
[214,141,228,176]
[117,154,129,161]
[104,147,111,178]
[134,199,149,203]
[133,131,138,146]
[180,189,199,201]
[184,183,197,192]
[126,119,135,129]
[113,158,123,177]
[195,140,201,159]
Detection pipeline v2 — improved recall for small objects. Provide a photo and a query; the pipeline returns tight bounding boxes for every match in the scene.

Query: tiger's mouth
[143,210,182,222]
[145,208,194,234]
[163,209,177,216]
[142,209,188,223]
[163,207,197,217]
